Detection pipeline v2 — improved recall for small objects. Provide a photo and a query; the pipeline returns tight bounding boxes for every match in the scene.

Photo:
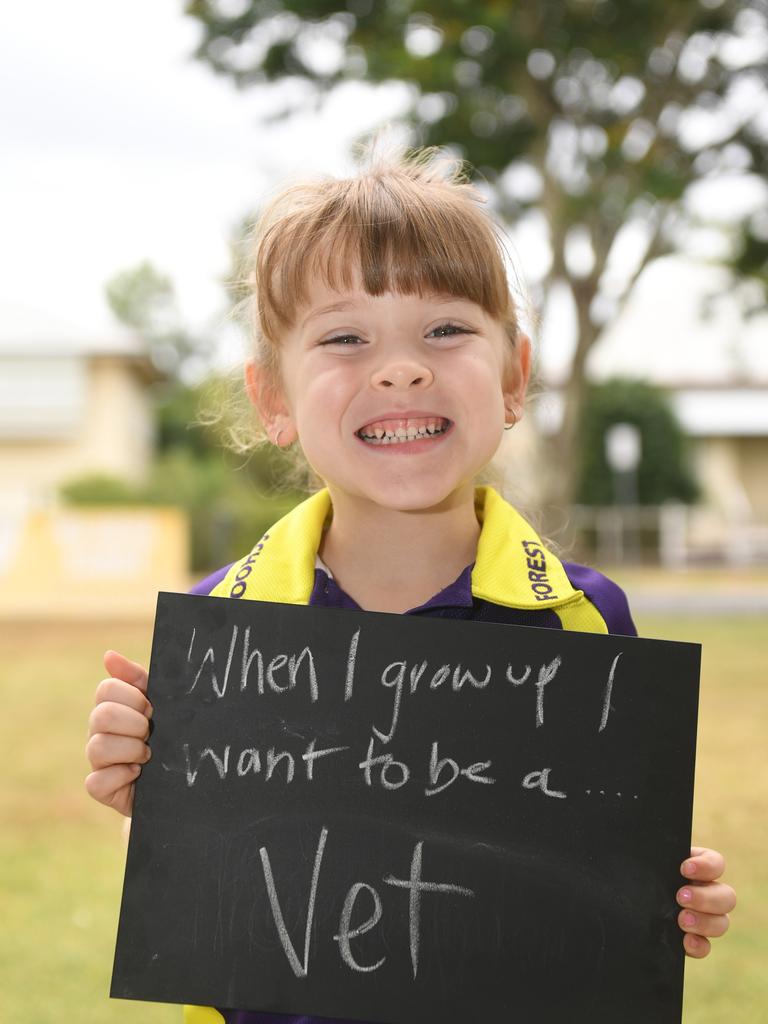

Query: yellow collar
[210,486,583,610]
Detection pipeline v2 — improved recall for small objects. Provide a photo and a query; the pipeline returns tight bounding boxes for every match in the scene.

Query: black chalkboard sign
[111,592,700,1024]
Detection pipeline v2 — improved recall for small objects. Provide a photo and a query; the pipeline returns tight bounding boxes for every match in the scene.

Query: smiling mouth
[356,416,452,445]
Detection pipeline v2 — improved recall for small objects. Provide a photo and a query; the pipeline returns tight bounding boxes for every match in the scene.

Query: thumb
[103,650,149,693]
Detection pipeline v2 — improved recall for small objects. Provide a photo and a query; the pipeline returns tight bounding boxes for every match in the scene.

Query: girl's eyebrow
[301,300,359,329]
[301,294,474,330]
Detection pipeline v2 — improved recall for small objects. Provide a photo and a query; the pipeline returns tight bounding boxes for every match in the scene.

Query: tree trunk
[539,275,599,533]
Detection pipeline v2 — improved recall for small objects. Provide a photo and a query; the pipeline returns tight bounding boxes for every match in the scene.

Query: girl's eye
[319,335,364,346]
[429,323,467,338]
[318,323,470,346]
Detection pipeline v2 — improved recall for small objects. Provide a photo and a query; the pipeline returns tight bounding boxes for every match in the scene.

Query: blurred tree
[184,0,768,510]
[102,262,304,568]
[576,378,698,505]
[59,473,146,506]
[60,455,302,571]
[105,261,207,381]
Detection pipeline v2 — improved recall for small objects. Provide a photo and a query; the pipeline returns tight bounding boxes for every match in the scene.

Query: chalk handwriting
[425,741,495,796]
[259,826,328,977]
[186,625,319,702]
[372,658,494,743]
[506,664,531,686]
[183,739,348,786]
[372,660,406,743]
[359,737,410,790]
[521,767,567,799]
[184,743,229,785]
[237,748,260,775]
[535,656,561,727]
[186,625,238,699]
[333,883,385,973]
[383,840,475,979]
[599,652,623,732]
[344,628,361,701]
[266,747,295,783]
[303,738,350,781]
[258,828,474,980]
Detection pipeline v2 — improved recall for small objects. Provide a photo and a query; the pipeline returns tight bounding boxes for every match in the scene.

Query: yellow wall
[0,355,154,501]
[735,437,768,522]
[0,506,189,620]
[693,437,768,523]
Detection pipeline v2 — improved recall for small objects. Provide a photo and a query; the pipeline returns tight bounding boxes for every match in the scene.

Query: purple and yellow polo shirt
[184,486,635,1024]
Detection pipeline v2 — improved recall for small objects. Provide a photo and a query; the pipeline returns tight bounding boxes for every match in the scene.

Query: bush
[59,474,145,505]
[576,378,699,506]
[144,448,303,571]
[60,453,303,572]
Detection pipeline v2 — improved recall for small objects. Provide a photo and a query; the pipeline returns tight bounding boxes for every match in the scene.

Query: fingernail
[679,889,693,903]
[683,859,697,876]
[131,763,141,774]
[682,912,696,927]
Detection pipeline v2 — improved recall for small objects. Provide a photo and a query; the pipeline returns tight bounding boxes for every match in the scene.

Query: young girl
[86,143,736,1024]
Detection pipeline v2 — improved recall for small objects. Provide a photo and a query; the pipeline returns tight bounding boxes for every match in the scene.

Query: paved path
[629,591,768,615]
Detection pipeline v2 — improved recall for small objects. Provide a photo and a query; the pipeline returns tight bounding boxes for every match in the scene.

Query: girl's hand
[85,650,152,817]
[677,846,736,958]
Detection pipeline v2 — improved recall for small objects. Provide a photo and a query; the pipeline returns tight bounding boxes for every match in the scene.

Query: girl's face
[248,270,530,515]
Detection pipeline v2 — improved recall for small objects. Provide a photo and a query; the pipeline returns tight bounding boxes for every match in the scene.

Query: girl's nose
[371,359,434,390]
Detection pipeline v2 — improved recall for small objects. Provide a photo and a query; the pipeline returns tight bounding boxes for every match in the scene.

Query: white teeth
[357,419,450,444]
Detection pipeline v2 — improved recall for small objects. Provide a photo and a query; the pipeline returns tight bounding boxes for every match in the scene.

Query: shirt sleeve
[188,564,234,597]
[562,562,638,637]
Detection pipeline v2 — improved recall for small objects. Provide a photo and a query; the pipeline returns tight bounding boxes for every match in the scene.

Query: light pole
[605,422,642,563]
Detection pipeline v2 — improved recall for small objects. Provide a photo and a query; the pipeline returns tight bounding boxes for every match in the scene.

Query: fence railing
[568,504,768,567]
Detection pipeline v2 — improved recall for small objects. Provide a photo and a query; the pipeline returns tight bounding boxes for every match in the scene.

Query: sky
[0,0,410,357]
[2,0,766,386]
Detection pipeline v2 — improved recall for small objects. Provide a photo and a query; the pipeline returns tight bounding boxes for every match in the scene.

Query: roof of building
[0,302,148,359]
[586,258,768,388]
[673,388,768,437]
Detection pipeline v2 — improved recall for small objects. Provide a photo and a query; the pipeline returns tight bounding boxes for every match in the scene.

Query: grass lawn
[1,614,766,1022]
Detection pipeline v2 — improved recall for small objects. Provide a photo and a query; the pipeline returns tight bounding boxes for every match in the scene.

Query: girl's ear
[502,333,532,428]
[244,359,298,447]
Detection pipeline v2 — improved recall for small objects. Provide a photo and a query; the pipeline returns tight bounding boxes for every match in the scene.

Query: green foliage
[145,447,302,572]
[61,454,302,572]
[155,376,292,487]
[155,381,219,458]
[183,0,768,508]
[105,261,207,380]
[105,261,175,332]
[184,0,765,242]
[61,378,303,571]
[576,378,699,505]
[59,474,146,506]
[61,343,309,572]
[733,225,768,312]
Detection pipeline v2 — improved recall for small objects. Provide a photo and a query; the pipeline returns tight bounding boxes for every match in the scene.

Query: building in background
[567,259,768,564]
[0,304,187,618]
[0,303,157,504]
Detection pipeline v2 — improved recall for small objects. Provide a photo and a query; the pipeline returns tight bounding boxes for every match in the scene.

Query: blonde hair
[223,132,524,462]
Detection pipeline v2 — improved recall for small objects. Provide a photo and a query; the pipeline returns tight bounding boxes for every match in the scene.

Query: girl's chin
[325,478,476,514]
